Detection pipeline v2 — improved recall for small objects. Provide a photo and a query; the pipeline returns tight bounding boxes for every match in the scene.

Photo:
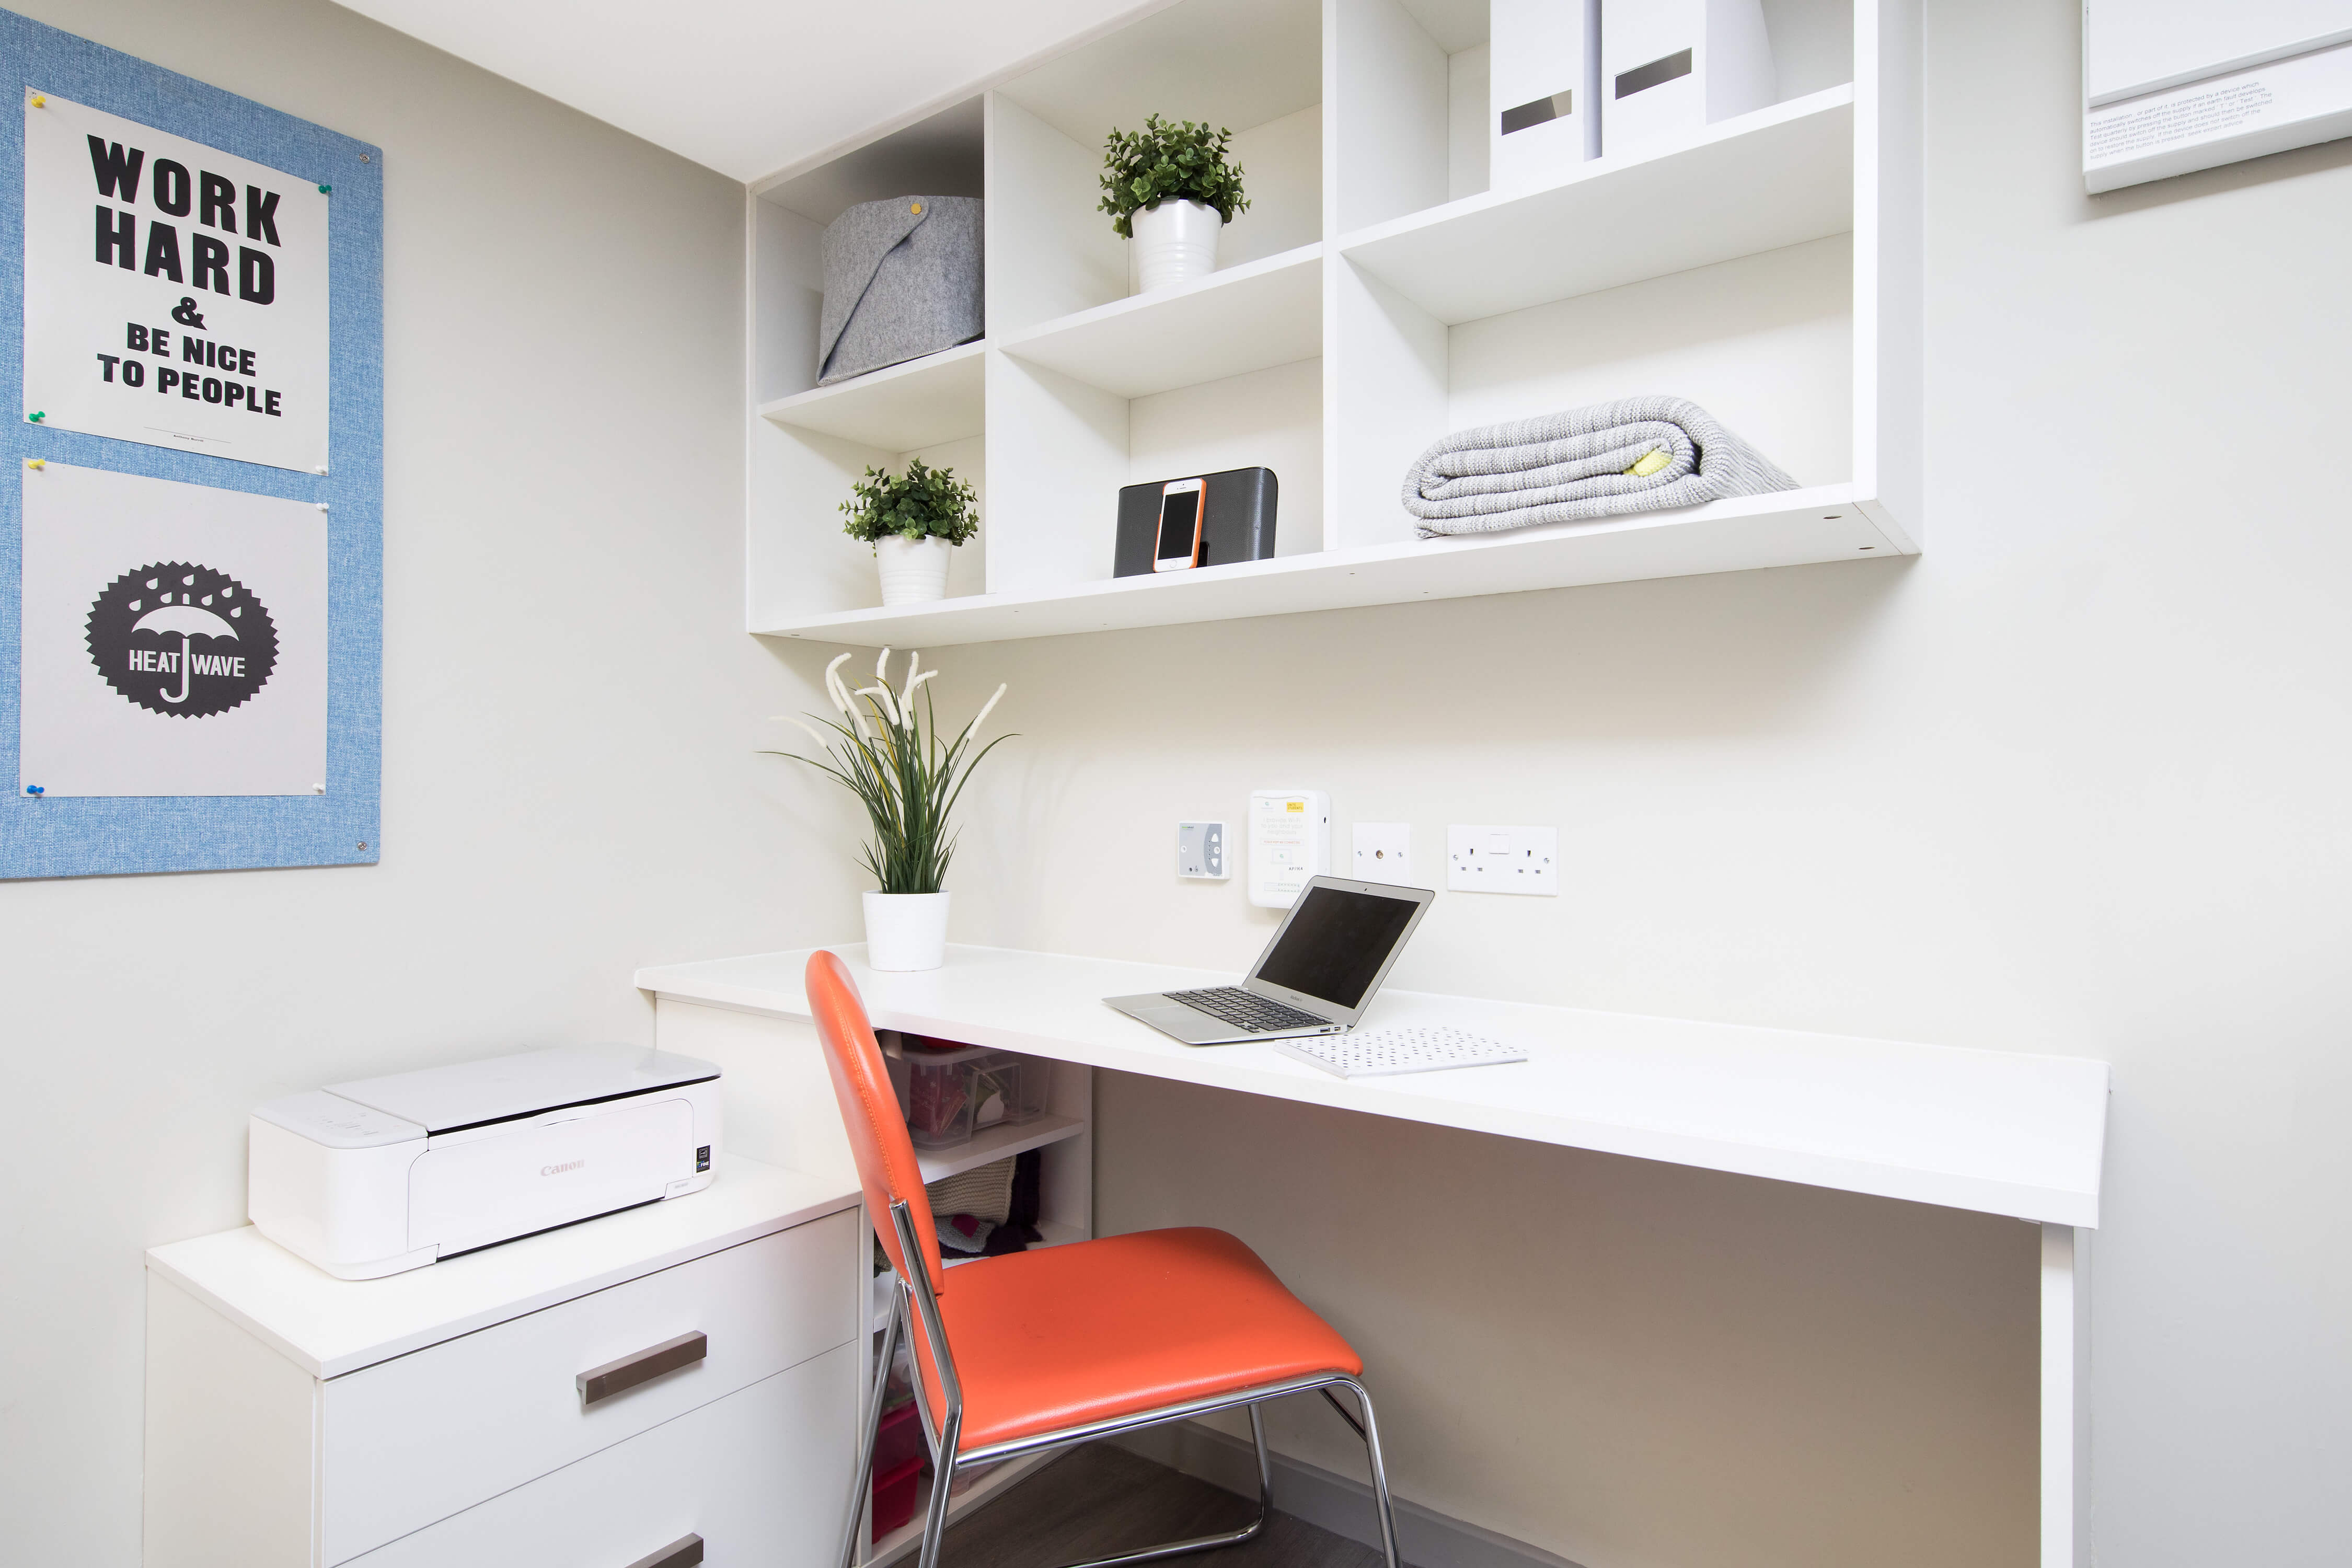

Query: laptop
[1105,876,1436,1045]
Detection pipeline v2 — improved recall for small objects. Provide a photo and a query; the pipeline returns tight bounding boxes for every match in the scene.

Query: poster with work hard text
[22,89,329,472]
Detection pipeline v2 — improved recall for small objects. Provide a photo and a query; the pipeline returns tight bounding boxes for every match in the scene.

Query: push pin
[24,785,43,796]
[24,458,44,470]
[314,464,329,476]
[312,782,325,794]
[317,183,331,194]
[28,93,44,108]
[26,410,44,422]
[316,501,330,512]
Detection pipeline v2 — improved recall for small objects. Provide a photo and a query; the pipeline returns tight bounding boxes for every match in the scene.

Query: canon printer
[248,1044,722,1279]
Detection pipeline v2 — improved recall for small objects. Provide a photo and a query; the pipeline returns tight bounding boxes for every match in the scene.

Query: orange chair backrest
[805,950,946,1297]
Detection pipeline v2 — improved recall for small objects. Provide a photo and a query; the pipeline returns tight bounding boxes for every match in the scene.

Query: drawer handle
[578,1331,708,1406]
[622,1534,702,1568]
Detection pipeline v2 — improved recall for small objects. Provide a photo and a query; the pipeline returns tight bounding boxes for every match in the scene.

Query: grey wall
[928,3,2352,1565]
[0,2,864,1561]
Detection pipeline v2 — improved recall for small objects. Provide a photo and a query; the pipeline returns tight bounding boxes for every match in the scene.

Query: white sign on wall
[2085,3,2352,191]
[19,463,327,797]
[22,91,329,472]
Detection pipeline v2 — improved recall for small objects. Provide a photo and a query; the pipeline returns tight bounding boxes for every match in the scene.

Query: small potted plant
[767,650,1011,972]
[1098,114,1250,293]
[840,458,979,606]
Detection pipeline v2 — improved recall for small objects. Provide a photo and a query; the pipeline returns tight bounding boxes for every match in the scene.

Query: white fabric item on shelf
[1401,395,1798,537]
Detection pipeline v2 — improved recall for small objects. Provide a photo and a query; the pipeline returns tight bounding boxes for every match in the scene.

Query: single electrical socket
[1177,821,1228,879]
[1352,822,1412,884]
[1446,825,1558,895]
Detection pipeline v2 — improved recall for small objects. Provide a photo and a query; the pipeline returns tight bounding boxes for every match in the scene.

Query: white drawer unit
[322,1214,853,1561]
[348,1345,859,1568]
[144,1155,863,1568]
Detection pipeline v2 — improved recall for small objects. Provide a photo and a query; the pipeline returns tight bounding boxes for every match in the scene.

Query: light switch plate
[1446,824,1558,895]
[1177,821,1228,879]
[1352,822,1412,884]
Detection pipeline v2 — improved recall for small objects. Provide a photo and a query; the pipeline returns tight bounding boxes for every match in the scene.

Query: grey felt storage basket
[817,195,984,386]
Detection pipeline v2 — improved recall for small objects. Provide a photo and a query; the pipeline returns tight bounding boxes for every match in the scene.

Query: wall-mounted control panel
[1177,821,1228,879]
[1446,824,1558,895]
[1249,790,1330,908]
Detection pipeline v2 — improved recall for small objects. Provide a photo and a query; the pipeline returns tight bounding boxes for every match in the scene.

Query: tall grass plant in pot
[1099,115,1250,293]
[767,650,1010,971]
[841,458,979,606]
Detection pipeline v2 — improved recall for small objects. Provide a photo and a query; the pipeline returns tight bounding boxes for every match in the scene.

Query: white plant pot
[863,891,951,972]
[875,535,952,606]
[1130,199,1222,293]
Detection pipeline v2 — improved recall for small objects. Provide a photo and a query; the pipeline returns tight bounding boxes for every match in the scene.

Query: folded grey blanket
[1401,396,1798,537]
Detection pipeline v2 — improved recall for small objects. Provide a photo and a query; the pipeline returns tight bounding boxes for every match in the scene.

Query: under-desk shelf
[914,1112,1085,1184]
[756,483,1895,647]
[757,340,985,451]
[997,244,1323,398]
[1339,87,1857,325]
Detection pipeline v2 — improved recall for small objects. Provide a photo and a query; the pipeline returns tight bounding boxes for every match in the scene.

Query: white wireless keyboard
[1274,1024,1528,1079]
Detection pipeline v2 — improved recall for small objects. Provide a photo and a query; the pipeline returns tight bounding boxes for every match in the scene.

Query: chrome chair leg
[915,1408,962,1568]
[1247,1401,1272,1529]
[837,1293,903,1568]
[1336,1379,1401,1568]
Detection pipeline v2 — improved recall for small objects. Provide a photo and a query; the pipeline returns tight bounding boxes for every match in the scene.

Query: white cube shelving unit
[746,0,1918,648]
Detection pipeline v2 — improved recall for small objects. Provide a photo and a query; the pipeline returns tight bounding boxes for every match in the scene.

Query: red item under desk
[872,1401,924,1477]
[872,1454,924,1541]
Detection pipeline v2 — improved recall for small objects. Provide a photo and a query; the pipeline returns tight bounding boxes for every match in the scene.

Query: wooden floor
[932,1444,1386,1568]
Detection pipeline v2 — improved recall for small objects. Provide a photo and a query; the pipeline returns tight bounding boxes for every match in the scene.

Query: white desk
[637,943,2109,1568]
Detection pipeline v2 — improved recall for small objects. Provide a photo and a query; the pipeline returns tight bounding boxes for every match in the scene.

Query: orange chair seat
[920,1227,1363,1452]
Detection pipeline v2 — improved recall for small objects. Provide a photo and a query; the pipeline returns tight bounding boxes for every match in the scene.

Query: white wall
[0,3,867,1562]
[10,3,2349,1566]
[921,2,2352,1565]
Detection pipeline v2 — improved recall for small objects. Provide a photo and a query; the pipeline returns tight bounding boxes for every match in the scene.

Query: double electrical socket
[1446,825,1558,895]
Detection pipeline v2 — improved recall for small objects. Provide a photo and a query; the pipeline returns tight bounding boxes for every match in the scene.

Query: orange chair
[806,950,1401,1568]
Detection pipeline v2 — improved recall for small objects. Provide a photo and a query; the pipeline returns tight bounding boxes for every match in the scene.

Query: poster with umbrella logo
[18,462,325,796]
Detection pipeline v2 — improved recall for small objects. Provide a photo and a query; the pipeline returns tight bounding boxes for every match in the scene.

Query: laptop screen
[1252,884,1421,1010]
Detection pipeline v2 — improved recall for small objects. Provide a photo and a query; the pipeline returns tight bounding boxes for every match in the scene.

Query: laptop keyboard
[1165,987,1330,1033]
